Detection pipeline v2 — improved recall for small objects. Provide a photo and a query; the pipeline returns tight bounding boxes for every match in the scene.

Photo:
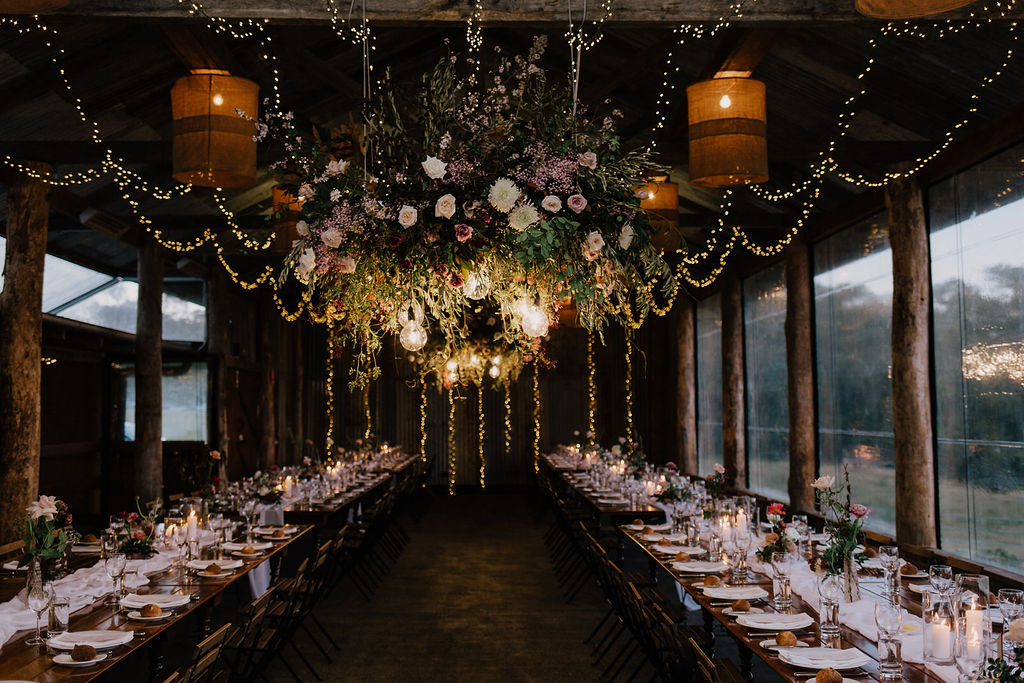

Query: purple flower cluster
[515,142,577,195]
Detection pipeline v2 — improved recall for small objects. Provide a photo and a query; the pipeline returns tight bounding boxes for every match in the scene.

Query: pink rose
[665,462,677,470]
[448,272,464,289]
[713,463,725,474]
[455,224,473,242]
[850,503,870,518]
[578,151,597,169]
[209,450,221,461]
[567,194,588,214]
[132,529,145,540]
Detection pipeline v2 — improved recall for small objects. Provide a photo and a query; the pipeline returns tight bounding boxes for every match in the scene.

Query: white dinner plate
[736,613,815,631]
[222,541,272,552]
[1,560,25,571]
[758,639,809,651]
[703,586,769,601]
[127,610,173,621]
[47,630,133,651]
[626,523,671,532]
[724,606,764,616]
[778,646,871,671]
[53,653,108,667]
[232,550,264,559]
[186,559,243,571]
[672,561,729,574]
[121,593,191,610]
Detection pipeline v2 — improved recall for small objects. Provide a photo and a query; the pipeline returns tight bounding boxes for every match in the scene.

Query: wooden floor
[268,489,607,682]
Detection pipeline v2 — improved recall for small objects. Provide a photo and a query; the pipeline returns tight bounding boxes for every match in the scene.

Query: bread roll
[241,545,256,555]
[71,644,97,661]
[140,603,162,617]
[775,631,797,647]
[272,529,286,539]
[815,668,843,683]
[674,552,691,562]
[206,563,222,575]
[899,562,918,575]
[703,575,722,587]
[731,599,750,612]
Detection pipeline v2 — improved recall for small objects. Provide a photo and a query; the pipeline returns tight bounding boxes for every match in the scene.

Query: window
[0,238,206,343]
[121,362,209,442]
[930,143,1024,572]
[744,263,789,501]
[697,294,723,475]
[814,213,895,535]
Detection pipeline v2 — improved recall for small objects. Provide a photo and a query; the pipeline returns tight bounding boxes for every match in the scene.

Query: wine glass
[104,554,126,607]
[998,588,1024,657]
[242,499,257,543]
[879,545,900,604]
[172,525,188,572]
[25,580,52,646]
[930,564,954,594]
[732,523,752,584]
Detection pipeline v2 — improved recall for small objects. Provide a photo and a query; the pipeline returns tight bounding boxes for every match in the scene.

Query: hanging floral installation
[264,37,675,387]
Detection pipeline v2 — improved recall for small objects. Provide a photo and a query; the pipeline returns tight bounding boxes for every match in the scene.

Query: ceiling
[0,6,1021,292]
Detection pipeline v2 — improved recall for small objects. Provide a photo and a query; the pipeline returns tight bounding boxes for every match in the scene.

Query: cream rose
[398,205,418,228]
[812,475,836,490]
[618,223,634,249]
[338,256,356,274]
[435,194,457,219]
[541,195,562,213]
[585,230,605,255]
[296,248,316,283]
[320,227,342,248]
[422,156,447,180]
[295,220,309,237]
[578,151,598,169]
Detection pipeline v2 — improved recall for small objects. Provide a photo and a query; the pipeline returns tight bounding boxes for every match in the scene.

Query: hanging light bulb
[489,365,500,379]
[399,322,427,352]
[521,304,549,338]
[464,268,492,300]
[492,356,501,365]
[470,354,480,365]
[446,359,458,372]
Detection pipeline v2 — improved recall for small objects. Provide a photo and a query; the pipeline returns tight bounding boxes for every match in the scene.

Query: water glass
[953,575,991,680]
[772,552,792,610]
[922,589,955,665]
[122,568,140,596]
[818,574,843,637]
[792,514,809,556]
[48,594,70,638]
[998,588,1024,658]
[104,553,126,607]
[875,602,904,680]
[930,564,953,595]
[879,545,900,604]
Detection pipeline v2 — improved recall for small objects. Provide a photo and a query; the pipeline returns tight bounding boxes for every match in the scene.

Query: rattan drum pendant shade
[855,0,975,18]
[639,175,684,252]
[686,77,768,188]
[171,69,259,188]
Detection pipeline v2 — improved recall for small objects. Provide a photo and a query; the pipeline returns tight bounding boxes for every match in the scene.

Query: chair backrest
[0,540,24,562]
[182,622,232,683]
[168,493,184,503]
[688,634,717,683]
[161,671,180,683]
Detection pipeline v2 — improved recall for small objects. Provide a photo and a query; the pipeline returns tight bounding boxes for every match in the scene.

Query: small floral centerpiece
[986,619,1024,681]
[251,471,283,505]
[626,440,648,480]
[811,466,870,602]
[20,495,77,581]
[705,463,727,499]
[115,501,156,559]
[755,503,798,562]
[656,478,690,504]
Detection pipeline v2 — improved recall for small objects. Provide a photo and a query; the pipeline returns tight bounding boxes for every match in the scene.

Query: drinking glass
[930,564,954,594]
[818,574,843,637]
[25,581,51,646]
[242,499,257,543]
[879,545,900,604]
[953,574,991,681]
[105,554,126,607]
[100,530,118,560]
[772,552,792,610]
[792,514,809,557]
[732,525,752,584]
[122,568,140,597]
[955,614,989,682]
[172,525,188,569]
[48,594,70,638]
[875,601,904,680]
[998,588,1024,659]
[923,588,955,665]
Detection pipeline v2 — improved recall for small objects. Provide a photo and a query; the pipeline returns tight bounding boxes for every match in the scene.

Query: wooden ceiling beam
[703,28,778,80]
[42,0,1021,23]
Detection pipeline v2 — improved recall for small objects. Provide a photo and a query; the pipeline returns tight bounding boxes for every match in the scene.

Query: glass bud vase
[842,553,862,603]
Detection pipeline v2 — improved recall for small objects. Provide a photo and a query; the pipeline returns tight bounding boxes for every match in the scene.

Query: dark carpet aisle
[268,490,607,682]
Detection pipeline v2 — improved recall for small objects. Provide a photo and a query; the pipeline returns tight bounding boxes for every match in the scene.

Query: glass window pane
[697,294,723,475]
[56,280,207,343]
[744,263,789,501]
[814,213,895,535]
[122,362,208,442]
[930,143,1024,573]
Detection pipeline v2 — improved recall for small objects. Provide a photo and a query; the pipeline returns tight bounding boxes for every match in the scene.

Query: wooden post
[785,237,817,512]
[208,272,230,482]
[675,297,698,474]
[887,170,938,547]
[259,300,276,469]
[293,325,304,465]
[0,165,49,541]
[134,237,163,503]
[721,277,746,488]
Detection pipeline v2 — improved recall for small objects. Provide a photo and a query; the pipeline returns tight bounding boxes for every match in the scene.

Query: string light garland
[503,384,513,465]
[624,340,634,445]
[447,389,457,496]
[363,382,372,440]
[325,327,337,455]
[532,368,541,472]
[477,386,486,488]
[419,379,428,463]
[586,331,596,446]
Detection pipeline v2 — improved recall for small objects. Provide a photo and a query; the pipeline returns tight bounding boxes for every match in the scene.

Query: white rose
[435,194,457,219]
[320,227,342,248]
[488,177,521,213]
[541,195,562,213]
[811,475,836,490]
[338,256,356,274]
[618,223,634,249]
[295,220,309,237]
[398,205,418,228]
[586,230,605,254]
[611,445,622,456]
[26,495,58,520]
[296,247,316,283]
[785,527,801,542]
[508,203,540,232]
[422,156,447,180]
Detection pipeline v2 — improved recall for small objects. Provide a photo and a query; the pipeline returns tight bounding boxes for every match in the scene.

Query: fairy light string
[503,383,513,464]
[419,380,428,463]
[586,330,597,446]
[477,386,486,488]
[363,382,372,440]
[447,389,457,495]
[325,327,337,454]
[532,367,541,472]
[624,339,634,445]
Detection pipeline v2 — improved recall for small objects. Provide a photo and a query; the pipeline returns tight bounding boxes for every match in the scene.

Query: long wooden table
[539,454,664,523]
[0,524,313,682]
[620,527,948,682]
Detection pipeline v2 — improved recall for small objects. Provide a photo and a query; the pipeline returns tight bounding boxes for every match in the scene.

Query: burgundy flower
[400,259,413,270]
[850,503,870,518]
[448,272,464,289]
[455,224,473,242]
[665,462,677,470]
[386,234,403,248]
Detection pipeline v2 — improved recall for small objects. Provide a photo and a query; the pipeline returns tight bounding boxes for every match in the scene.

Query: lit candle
[284,476,293,496]
[736,509,747,529]
[187,512,198,540]
[932,619,951,659]
[966,603,983,660]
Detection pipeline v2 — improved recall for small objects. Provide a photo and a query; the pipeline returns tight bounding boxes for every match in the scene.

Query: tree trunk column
[0,165,49,541]
[674,297,698,474]
[785,237,817,511]
[259,299,276,470]
[135,237,163,503]
[887,171,938,548]
[208,272,230,483]
[721,277,746,489]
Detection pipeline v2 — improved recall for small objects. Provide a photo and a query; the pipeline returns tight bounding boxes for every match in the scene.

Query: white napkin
[672,561,728,573]
[47,629,133,650]
[186,559,243,571]
[779,646,871,670]
[254,526,297,535]
[652,545,705,556]
[120,593,191,609]
[625,522,672,532]
[702,586,769,601]
[221,542,272,552]
[735,613,815,630]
